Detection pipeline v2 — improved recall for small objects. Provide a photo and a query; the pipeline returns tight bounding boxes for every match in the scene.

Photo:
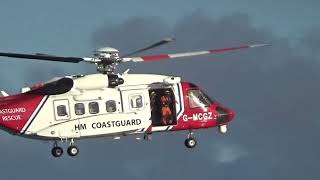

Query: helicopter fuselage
[0,73,234,141]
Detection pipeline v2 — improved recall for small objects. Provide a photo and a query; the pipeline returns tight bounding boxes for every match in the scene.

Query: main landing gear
[51,139,79,158]
[52,143,63,158]
[184,125,228,149]
[185,130,197,148]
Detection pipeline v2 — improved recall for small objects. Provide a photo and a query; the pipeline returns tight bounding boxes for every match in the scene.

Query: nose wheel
[218,124,228,134]
[185,131,197,148]
[185,138,197,148]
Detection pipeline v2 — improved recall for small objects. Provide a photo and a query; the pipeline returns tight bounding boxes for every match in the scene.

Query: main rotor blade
[122,43,270,62]
[121,37,175,57]
[0,52,85,63]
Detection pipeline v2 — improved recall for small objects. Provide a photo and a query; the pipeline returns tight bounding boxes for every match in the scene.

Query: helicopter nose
[229,110,235,120]
[216,106,234,124]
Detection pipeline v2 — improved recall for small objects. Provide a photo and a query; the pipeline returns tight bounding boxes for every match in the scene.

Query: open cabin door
[149,88,177,127]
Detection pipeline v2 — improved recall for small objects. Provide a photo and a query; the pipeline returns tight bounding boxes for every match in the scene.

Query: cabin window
[106,100,117,112]
[57,105,68,116]
[188,89,213,108]
[89,102,99,114]
[130,95,143,109]
[75,103,85,115]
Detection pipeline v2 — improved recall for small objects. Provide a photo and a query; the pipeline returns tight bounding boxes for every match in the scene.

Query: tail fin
[0,91,9,97]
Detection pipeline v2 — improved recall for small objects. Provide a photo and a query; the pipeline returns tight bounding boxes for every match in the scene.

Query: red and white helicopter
[0,39,269,157]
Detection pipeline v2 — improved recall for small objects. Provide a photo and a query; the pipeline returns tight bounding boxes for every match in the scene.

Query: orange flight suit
[161,95,173,125]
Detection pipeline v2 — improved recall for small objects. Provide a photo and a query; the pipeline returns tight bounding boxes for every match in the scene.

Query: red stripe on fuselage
[0,94,45,133]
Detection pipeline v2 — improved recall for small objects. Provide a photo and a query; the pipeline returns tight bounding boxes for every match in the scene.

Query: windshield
[188,89,214,108]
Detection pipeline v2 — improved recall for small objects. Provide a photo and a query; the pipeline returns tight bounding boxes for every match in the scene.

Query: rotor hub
[94,47,119,58]
[93,47,121,74]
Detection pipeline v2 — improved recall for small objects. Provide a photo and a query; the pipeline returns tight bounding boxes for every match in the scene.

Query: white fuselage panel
[25,74,181,139]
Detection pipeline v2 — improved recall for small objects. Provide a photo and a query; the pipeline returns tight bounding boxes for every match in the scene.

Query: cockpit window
[188,89,213,108]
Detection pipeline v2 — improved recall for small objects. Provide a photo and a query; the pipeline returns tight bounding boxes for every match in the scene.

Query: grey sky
[0,1,319,180]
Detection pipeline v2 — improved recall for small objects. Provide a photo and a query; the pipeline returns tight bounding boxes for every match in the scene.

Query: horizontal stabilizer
[0,91,9,97]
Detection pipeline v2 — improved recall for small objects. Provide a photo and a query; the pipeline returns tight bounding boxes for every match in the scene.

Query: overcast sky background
[0,0,320,180]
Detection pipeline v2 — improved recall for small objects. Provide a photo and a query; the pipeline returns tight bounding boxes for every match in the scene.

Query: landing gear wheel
[218,124,228,134]
[51,147,63,158]
[67,146,79,157]
[185,138,197,148]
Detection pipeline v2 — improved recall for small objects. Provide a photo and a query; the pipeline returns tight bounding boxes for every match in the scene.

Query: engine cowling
[73,74,108,90]
[73,74,124,90]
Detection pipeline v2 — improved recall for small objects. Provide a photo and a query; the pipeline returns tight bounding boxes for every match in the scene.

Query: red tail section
[0,94,46,134]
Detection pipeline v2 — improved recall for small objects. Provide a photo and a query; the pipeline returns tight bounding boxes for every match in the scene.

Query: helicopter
[0,38,269,157]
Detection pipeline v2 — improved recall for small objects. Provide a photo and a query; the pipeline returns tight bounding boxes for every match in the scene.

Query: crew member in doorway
[150,91,158,125]
[150,91,157,111]
[160,90,173,125]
